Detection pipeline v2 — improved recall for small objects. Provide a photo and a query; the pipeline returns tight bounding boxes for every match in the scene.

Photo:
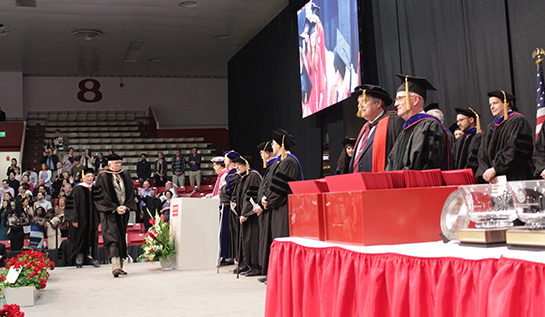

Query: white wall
[0,72,24,118]
[23,76,228,129]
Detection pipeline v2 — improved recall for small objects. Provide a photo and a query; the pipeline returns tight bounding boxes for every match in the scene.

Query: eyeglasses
[457,118,468,123]
[395,94,418,102]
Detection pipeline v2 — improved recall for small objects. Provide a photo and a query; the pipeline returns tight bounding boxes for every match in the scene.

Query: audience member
[336,139,355,175]
[71,156,85,182]
[136,153,151,184]
[7,172,20,194]
[21,174,34,193]
[160,180,178,202]
[0,200,10,240]
[170,150,186,187]
[154,152,167,187]
[61,147,76,172]
[55,129,69,158]
[161,190,173,223]
[0,180,15,204]
[188,147,202,190]
[6,158,18,177]
[6,197,29,251]
[29,206,46,249]
[51,162,65,197]
[22,195,34,218]
[40,147,59,171]
[142,188,162,231]
[45,138,57,155]
[39,163,52,188]
[44,209,62,249]
[94,152,108,173]
[60,183,73,198]
[13,167,21,182]
[81,148,95,169]
[22,167,38,187]
[34,192,52,211]
[55,197,69,237]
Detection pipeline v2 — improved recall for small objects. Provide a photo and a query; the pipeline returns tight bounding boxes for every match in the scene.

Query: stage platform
[21,262,266,316]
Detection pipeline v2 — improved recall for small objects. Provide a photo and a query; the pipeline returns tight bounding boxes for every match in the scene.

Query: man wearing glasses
[452,107,482,173]
[94,154,136,278]
[386,74,453,171]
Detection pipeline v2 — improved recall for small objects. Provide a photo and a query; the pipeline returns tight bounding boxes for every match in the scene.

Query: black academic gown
[256,159,279,276]
[220,169,240,259]
[453,130,482,175]
[386,117,453,171]
[266,155,303,240]
[233,170,262,270]
[65,183,100,263]
[94,170,136,260]
[534,124,545,178]
[477,114,534,182]
[349,111,404,173]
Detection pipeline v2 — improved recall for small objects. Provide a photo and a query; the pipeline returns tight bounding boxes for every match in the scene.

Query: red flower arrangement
[0,250,54,291]
[0,304,24,316]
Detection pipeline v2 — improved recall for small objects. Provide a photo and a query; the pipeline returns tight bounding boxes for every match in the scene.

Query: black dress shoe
[120,270,128,275]
[245,269,263,277]
[76,263,83,268]
[113,269,122,278]
[258,277,267,283]
[232,265,249,274]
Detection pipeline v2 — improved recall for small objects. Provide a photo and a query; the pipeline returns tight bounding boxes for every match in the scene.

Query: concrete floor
[21,262,267,317]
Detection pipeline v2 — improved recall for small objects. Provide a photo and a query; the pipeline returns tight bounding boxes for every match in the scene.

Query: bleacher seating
[24,110,220,183]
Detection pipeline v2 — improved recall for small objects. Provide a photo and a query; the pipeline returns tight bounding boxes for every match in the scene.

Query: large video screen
[298,0,360,118]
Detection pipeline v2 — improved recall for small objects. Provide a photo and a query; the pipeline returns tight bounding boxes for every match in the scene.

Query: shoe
[120,270,128,275]
[88,257,100,268]
[76,263,83,268]
[245,269,263,277]
[113,269,123,278]
[232,265,249,274]
[258,277,267,283]
[76,253,83,268]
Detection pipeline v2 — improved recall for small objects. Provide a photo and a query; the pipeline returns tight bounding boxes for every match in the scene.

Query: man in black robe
[65,168,99,268]
[477,91,534,183]
[231,156,262,277]
[386,74,453,171]
[219,151,242,266]
[253,141,280,281]
[349,84,404,173]
[452,107,483,175]
[262,129,303,243]
[94,154,136,278]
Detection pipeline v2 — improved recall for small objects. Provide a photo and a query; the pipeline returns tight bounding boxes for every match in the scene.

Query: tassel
[242,157,250,176]
[468,107,482,133]
[405,76,411,111]
[81,170,84,180]
[501,90,508,121]
[262,142,269,169]
[281,135,287,161]
[356,89,366,118]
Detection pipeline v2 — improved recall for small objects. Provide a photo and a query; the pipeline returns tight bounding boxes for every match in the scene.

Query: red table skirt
[265,240,545,317]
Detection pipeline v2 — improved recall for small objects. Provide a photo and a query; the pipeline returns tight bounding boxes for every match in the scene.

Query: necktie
[115,174,121,188]
[353,123,371,171]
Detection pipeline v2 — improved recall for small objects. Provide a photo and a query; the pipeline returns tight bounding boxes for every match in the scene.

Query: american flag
[537,59,545,139]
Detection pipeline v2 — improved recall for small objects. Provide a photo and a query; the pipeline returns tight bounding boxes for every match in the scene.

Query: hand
[541,169,545,179]
[240,216,247,224]
[116,206,127,215]
[262,198,269,210]
[483,167,496,183]
[253,205,263,216]
[489,177,498,184]
[72,222,78,228]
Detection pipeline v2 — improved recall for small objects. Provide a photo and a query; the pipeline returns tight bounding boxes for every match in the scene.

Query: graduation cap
[455,107,482,133]
[424,102,439,112]
[487,90,517,119]
[257,141,273,168]
[272,128,296,160]
[396,74,437,110]
[223,150,241,160]
[352,84,393,106]
[80,167,95,181]
[448,122,460,133]
[343,138,356,147]
[333,30,350,78]
[106,153,123,161]
[232,155,250,174]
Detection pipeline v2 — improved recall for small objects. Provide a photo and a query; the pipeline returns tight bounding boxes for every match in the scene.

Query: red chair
[128,233,145,245]
[0,240,11,252]
[156,187,166,194]
[98,234,104,247]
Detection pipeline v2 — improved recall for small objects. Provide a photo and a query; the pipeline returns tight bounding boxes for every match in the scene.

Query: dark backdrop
[228,0,545,180]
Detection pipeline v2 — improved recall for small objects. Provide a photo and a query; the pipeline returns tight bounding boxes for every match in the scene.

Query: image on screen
[298,0,360,118]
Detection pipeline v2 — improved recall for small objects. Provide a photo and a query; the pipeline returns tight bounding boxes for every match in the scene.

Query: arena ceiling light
[178,1,198,8]
[72,29,103,41]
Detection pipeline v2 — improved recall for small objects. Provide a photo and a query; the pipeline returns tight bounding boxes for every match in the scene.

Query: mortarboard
[487,90,517,118]
[352,84,392,106]
[210,156,225,163]
[343,138,357,147]
[106,154,123,161]
[424,102,440,112]
[396,74,437,110]
[223,150,241,160]
[272,128,296,160]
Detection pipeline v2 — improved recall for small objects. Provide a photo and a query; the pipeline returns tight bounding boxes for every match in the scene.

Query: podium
[169,197,219,270]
